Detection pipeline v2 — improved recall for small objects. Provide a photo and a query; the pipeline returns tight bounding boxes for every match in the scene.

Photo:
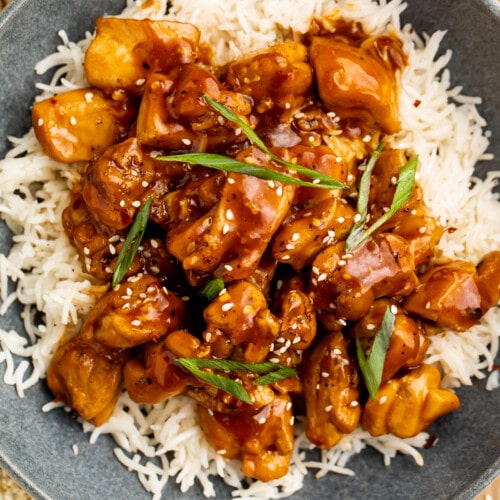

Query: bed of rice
[0,0,499,498]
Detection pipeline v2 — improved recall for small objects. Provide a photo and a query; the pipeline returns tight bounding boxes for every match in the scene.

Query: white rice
[0,0,498,498]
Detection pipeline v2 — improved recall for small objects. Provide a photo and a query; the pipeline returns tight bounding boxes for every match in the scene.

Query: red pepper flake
[447,227,457,234]
[413,99,422,107]
[424,434,439,449]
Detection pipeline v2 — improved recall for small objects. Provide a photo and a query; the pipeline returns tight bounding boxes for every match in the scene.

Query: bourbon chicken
[35,16,500,483]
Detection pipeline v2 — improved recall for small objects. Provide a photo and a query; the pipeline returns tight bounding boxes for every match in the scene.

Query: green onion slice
[355,306,395,400]
[156,95,347,191]
[177,358,297,404]
[111,197,152,288]
[344,147,418,252]
[200,278,225,302]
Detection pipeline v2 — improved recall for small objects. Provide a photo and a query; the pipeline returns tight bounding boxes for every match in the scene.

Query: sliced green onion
[344,149,418,252]
[157,152,344,189]
[177,358,297,404]
[356,306,395,400]
[156,95,347,191]
[200,278,225,302]
[111,197,152,288]
[203,95,346,188]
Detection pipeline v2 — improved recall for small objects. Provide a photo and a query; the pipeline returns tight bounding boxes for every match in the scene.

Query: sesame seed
[336,157,342,163]
[181,296,190,301]
[286,401,292,411]
[132,200,141,208]
[333,348,342,355]
[258,416,267,424]
[312,266,320,274]
[324,405,333,412]
[379,396,387,405]
[366,323,376,331]
[146,286,156,293]
[292,233,300,242]
[221,302,234,312]
[425,301,431,310]
[37,118,44,126]
[267,180,275,189]
[338,318,347,326]
[150,266,160,273]
[390,304,398,315]
[316,383,320,390]
[141,180,149,188]
[105,266,113,273]
[226,209,235,220]
[329,302,336,309]
[217,116,225,125]
[391,176,398,184]
[419,226,427,234]
[281,255,291,261]
[217,449,227,455]
[292,336,302,344]
[338,259,346,266]
[135,78,146,86]
[234,128,242,136]
[227,177,235,185]
[120,200,126,207]
[150,239,159,249]
[295,112,305,119]
[411,209,418,215]
[312,179,321,184]
[350,400,360,407]
[83,246,90,256]
[109,244,116,255]
[109,235,120,243]
[362,134,371,142]
[317,272,327,282]
[276,186,283,196]
[321,371,329,378]
[337,216,345,223]
[70,116,77,126]
[182,138,192,146]
[131,319,141,327]
[208,409,214,416]
[126,288,133,296]
[224,264,233,271]
[285,243,295,251]
[277,337,286,344]
[270,357,280,363]
[205,332,212,342]
[290,416,295,425]
[222,223,230,235]
[311,278,318,286]
[354,213,362,223]
[84,92,94,103]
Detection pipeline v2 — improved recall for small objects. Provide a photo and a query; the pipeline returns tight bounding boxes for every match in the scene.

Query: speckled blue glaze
[0,1,498,499]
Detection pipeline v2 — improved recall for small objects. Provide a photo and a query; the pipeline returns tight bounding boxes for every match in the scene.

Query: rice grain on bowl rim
[0,0,499,499]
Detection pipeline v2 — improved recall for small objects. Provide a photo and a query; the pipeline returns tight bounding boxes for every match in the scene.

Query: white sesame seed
[222,223,230,235]
[286,401,292,411]
[205,332,212,342]
[292,233,300,242]
[132,200,141,208]
[70,116,77,126]
[295,112,305,119]
[276,186,283,196]
[390,304,398,315]
[135,78,146,86]
[366,323,376,331]
[109,244,116,255]
[338,318,347,326]
[285,243,295,251]
[221,302,234,312]
[131,319,141,326]
[336,157,343,163]
[234,128,242,136]
[227,177,235,185]
[150,266,160,274]
[258,416,267,424]
[292,336,302,344]
[317,272,327,282]
[217,449,227,455]
[267,180,275,189]
[182,138,192,146]
[105,266,113,273]
[290,416,295,425]
[419,226,427,234]
[141,180,149,188]
[120,200,126,207]
[84,92,94,103]
[362,134,371,142]
[281,255,291,261]
[350,400,360,407]
[338,259,346,266]
[379,396,387,405]
[337,216,345,224]
[224,264,233,271]
[72,444,79,456]
[321,371,329,378]
[329,302,336,309]
[333,348,342,355]
[226,209,235,220]
[324,405,333,412]
[312,178,321,184]
[354,213,362,223]
[311,278,318,286]
[411,209,418,215]
[425,301,431,310]
[150,239,159,249]
[83,246,90,256]
[391,176,398,184]
[270,358,280,363]
[37,118,44,126]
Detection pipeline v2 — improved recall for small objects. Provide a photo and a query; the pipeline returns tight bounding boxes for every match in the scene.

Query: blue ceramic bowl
[0,1,499,498]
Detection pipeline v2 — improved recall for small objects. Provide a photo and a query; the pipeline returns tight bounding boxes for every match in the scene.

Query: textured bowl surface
[0,1,499,499]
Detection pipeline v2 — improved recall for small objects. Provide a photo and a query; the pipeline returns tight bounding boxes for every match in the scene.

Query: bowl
[0,0,499,498]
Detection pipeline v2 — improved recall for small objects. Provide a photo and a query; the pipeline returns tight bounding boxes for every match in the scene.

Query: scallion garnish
[111,197,152,288]
[156,95,347,191]
[344,146,418,252]
[177,358,297,404]
[355,306,395,400]
[200,278,225,302]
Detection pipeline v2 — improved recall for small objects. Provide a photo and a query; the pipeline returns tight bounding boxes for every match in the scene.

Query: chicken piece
[62,191,120,280]
[202,281,280,363]
[474,251,500,311]
[136,65,252,151]
[198,394,294,481]
[243,248,279,299]
[272,196,354,271]
[81,273,185,348]
[403,255,500,331]
[84,18,200,95]
[156,173,225,229]
[82,138,157,230]
[123,330,201,404]
[47,334,128,426]
[391,213,443,267]
[361,364,460,438]
[310,234,418,321]
[226,41,313,113]
[302,331,360,448]
[32,88,136,163]
[167,147,296,285]
[309,36,404,134]
[351,299,428,384]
